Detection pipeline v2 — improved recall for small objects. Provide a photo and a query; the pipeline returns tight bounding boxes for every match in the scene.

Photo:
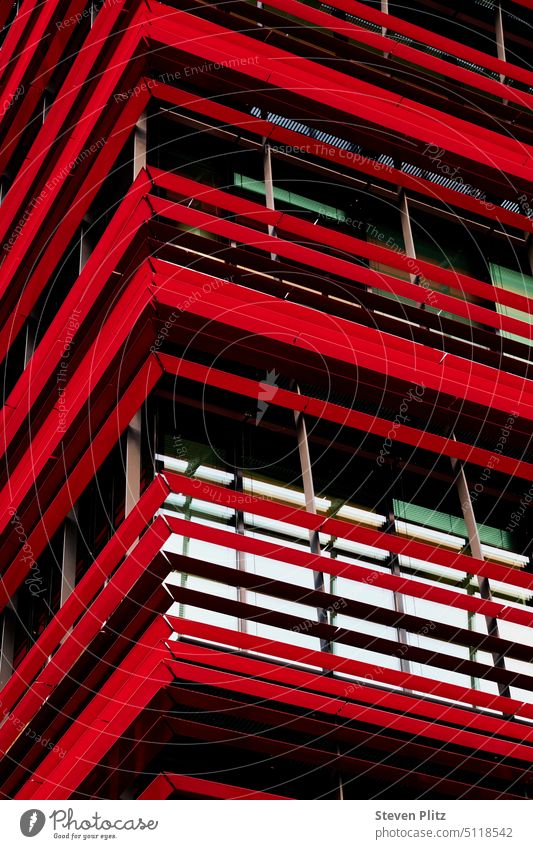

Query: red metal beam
[19,619,174,800]
[0,520,172,764]
[0,474,169,720]
[167,647,533,764]
[151,169,533,319]
[149,7,533,183]
[161,354,533,482]
[0,353,163,609]
[153,268,533,420]
[162,484,533,608]
[151,81,533,235]
[139,772,291,800]
[261,0,533,112]
[168,617,533,727]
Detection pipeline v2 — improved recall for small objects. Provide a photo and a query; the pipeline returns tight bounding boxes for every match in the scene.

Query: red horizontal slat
[168,616,533,724]
[162,354,533,482]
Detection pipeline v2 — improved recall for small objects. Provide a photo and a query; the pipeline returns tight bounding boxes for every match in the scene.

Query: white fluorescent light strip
[396,520,465,549]
[243,477,331,511]
[155,453,188,473]
[195,465,235,485]
[480,544,528,567]
[335,537,389,560]
[337,504,386,527]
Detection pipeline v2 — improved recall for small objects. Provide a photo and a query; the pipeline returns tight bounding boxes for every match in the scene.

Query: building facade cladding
[0,0,532,800]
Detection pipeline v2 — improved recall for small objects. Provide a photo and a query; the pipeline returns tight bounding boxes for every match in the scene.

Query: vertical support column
[133,111,147,180]
[60,508,78,607]
[293,393,340,795]
[125,113,148,518]
[125,409,142,518]
[263,142,278,260]
[261,141,330,651]
[57,212,96,610]
[496,1,507,90]
[234,466,248,633]
[23,319,36,367]
[42,89,52,123]
[452,452,510,699]
[264,143,275,227]
[381,0,389,52]
[0,605,16,690]
[79,215,93,273]
[293,390,331,651]
[400,191,417,286]
[384,494,410,677]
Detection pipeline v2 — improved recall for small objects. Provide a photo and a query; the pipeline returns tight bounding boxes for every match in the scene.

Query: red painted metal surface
[262,0,533,111]
[138,773,292,800]
[148,7,533,183]
[161,355,533,482]
[151,82,533,235]
[163,471,533,597]
[153,269,533,420]
[167,617,533,725]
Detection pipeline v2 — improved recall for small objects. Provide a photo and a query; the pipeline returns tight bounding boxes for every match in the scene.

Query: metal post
[60,508,78,607]
[0,604,16,690]
[451,451,510,699]
[384,495,411,677]
[125,410,142,518]
[234,466,248,633]
[23,319,35,367]
[293,389,331,653]
[79,215,93,273]
[57,212,95,611]
[381,0,389,53]
[400,191,418,286]
[262,139,329,651]
[263,142,278,261]
[133,111,147,180]
[125,113,148,518]
[496,1,507,92]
